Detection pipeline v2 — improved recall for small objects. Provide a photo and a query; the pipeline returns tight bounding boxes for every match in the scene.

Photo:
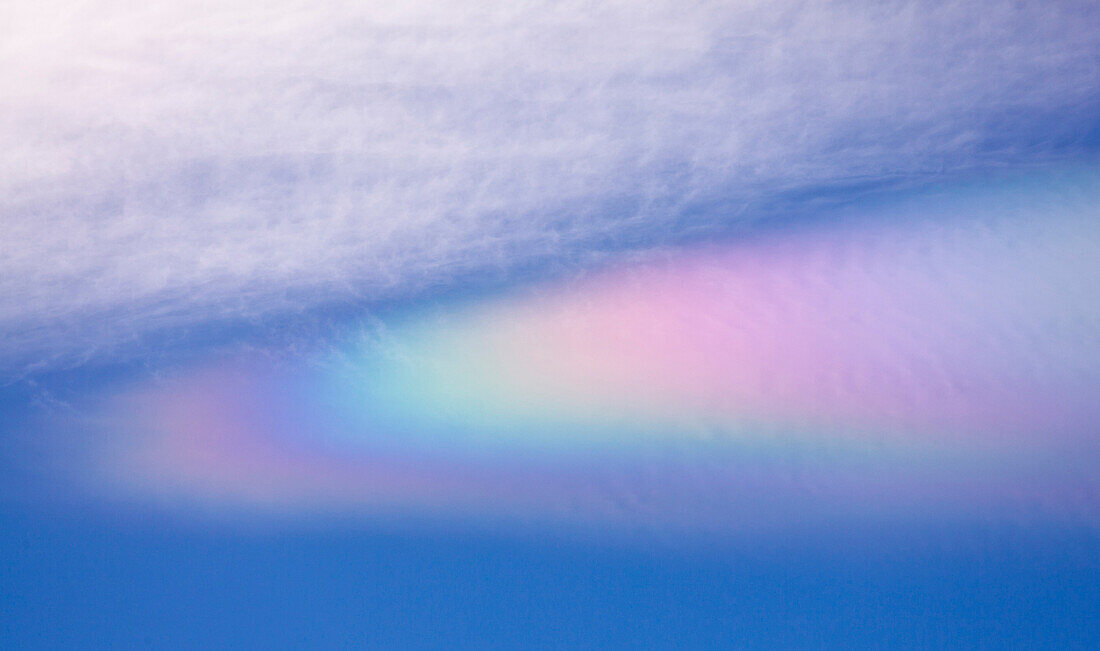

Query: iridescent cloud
[74,168,1100,534]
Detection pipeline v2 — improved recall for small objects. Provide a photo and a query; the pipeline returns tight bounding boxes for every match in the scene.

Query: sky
[2,1,1099,647]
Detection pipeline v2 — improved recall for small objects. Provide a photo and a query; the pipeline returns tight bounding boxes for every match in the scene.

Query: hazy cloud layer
[2,0,1098,369]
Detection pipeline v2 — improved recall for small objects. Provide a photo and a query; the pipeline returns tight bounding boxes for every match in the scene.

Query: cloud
[1,0,1098,370]
[60,170,1100,528]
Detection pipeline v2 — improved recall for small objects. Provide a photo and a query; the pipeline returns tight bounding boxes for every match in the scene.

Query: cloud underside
[2,0,1098,368]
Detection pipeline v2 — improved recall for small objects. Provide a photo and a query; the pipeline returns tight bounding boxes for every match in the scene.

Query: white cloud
[1,0,1097,369]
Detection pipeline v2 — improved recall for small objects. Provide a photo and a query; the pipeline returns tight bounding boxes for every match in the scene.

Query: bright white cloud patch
[1,0,1097,369]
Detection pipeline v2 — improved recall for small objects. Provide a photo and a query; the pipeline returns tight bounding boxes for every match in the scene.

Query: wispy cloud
[2,1,1098,369]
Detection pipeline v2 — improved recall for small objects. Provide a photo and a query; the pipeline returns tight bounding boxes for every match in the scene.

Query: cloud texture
[2,0,1098,369]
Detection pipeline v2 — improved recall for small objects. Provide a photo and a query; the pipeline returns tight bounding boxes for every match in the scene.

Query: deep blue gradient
[2,508,1098,649]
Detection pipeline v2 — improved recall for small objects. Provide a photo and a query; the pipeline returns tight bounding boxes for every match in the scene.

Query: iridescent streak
[96,170,1100,530]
